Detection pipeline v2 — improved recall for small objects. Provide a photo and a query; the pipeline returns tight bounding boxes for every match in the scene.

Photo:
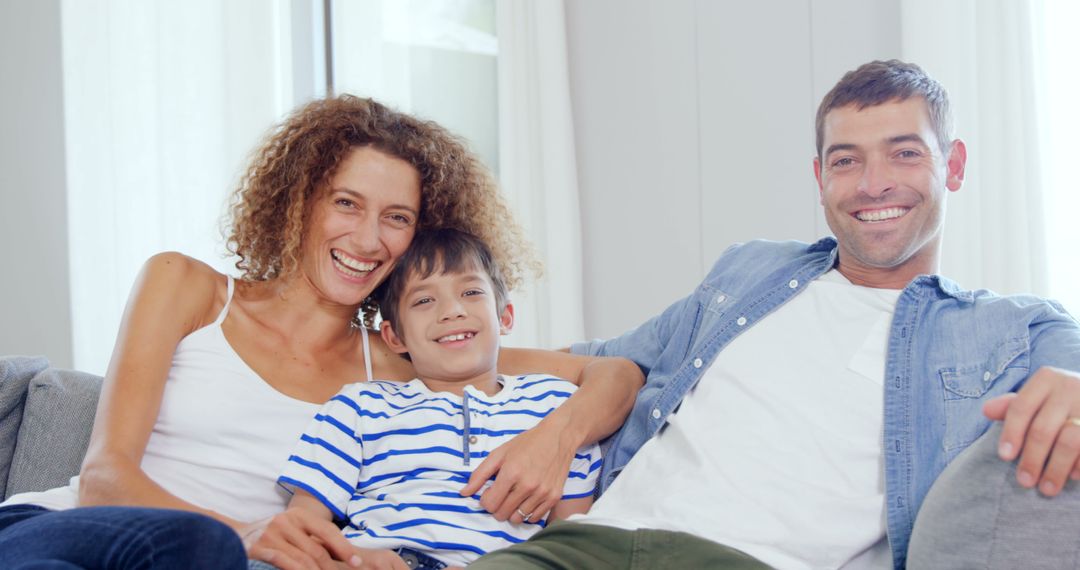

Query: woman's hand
[244,509,363,570]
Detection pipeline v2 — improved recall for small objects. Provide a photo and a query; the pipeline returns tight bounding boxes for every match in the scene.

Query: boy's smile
[381,267,514,395]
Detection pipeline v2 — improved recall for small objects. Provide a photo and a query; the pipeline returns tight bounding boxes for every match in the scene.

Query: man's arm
[985,366,1080,496]
[984,307,1080,496]
[463,355,643,523]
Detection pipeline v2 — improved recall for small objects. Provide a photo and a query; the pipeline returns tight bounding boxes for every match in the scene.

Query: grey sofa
[2,354,1079,568]
[0,355,101,500]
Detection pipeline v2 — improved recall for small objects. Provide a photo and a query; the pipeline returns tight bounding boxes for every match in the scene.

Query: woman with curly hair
[0,96,640,570]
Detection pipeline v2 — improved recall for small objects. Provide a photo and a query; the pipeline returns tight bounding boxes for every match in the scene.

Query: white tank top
[4,276,373,523]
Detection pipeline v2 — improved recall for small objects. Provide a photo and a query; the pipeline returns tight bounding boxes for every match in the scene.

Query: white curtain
[62,0,303,375]
[900,0,1050,297]
[1037,1,1080,315]
[495,0,585,349]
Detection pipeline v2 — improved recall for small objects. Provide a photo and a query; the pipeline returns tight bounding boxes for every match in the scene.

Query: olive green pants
[468,521,771,570]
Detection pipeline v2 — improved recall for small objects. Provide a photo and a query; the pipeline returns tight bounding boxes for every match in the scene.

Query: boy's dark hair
[816,59,953,160]
[378,228,510,340]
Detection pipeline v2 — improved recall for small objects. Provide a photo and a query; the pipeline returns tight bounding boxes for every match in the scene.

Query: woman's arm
[246,491,366,570]
[78,253,237,524]
[461,350,643,523]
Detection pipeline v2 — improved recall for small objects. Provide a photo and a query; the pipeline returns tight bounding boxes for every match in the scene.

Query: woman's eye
[386,213,413,227]
[335,198,355,208]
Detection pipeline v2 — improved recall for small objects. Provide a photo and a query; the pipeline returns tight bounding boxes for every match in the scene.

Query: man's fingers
[999,380,1053,462]
[1014,397,1070,488]
[1038,421,1080,496]
[983,392,1016,422]
[461,452,502,497]
[478,476,513,519]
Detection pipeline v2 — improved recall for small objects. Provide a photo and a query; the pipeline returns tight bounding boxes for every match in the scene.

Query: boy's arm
[549,496,593,521]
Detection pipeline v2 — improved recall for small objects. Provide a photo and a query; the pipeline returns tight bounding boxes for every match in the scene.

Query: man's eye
[831,157,855,168]
[897,149,921,159]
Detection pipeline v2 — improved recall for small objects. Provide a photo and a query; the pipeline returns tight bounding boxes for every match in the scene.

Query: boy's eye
[411,297,433,307]
[463,289,485,297]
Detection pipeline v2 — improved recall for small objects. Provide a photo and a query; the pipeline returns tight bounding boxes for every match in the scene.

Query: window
[62,1,498,374]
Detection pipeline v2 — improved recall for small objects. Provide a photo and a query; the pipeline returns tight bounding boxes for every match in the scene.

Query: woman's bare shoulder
[137,252,230,329]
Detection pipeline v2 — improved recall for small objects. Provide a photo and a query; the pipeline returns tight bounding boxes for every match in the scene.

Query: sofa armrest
[908,422,1080,568]
[4,368,102,499]
[0,355,51,497]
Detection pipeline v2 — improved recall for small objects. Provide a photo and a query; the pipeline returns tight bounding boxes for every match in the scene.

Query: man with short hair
[468,60,1080,569]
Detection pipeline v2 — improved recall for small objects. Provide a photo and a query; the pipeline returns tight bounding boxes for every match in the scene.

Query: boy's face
[381,265,513,389]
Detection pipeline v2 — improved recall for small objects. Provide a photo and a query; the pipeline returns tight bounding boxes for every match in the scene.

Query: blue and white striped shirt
[278,374,602,566]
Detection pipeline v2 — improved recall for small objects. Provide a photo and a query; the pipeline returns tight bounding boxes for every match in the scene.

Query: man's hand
[984,366,1080,496]
[243,509,362,570]
[460,415,577,524]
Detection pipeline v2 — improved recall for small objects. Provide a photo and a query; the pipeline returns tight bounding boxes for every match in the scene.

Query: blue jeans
[0,504,246,569]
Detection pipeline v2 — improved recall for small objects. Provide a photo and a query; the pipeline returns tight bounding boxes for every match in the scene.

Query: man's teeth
[437,332,475,343]
[332,250,377,276]
[855,207,909,222]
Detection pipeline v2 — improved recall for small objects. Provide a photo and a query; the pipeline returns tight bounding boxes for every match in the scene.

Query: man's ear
[380,321,409,354]
[813,156,825,204]
[945,139,967,192]
[499,302,515,335]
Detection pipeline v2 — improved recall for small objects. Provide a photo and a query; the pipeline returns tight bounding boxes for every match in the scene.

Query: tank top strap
[210,275,235,327]
[360,324,373,382]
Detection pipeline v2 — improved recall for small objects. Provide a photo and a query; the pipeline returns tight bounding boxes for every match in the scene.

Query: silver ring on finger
[516,508,533,522]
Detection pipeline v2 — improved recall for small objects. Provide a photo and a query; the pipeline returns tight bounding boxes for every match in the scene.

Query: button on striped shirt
[278,374,602,566]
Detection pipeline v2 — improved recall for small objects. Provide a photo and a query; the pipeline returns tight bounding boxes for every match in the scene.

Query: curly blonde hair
[226,95,538,321]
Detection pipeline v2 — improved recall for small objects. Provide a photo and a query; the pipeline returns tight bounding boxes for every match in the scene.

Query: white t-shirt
[573,270,901,569]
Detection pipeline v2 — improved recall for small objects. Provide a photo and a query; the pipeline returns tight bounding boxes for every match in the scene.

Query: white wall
[566,0,901,340]
[0,0,73,367]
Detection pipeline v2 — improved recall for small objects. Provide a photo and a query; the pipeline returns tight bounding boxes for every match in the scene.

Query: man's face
[814,97,966,287]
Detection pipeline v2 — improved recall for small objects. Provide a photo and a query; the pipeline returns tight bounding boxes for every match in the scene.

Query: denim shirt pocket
[938,336,1030,455]
[682,285,732,355]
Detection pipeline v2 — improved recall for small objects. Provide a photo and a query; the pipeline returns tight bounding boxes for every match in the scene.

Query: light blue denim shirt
[571,237,1080,569]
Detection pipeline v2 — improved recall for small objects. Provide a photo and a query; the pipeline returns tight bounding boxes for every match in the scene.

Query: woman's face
[299,146,422,308]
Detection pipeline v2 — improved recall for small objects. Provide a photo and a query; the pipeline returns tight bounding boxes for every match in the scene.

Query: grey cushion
[5,368,102,498]
[0,355,50,497]
[908,422,1080,569]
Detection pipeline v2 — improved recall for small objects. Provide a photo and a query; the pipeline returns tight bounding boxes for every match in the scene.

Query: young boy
[277,229,601,569]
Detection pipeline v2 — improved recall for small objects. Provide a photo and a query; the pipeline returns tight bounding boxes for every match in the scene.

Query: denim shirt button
[983,371,992,382]
[651,408,662,420]
[716,294,727,303]
[788,279,798,289]
[693,358,703,368]
[737,317,748,326]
